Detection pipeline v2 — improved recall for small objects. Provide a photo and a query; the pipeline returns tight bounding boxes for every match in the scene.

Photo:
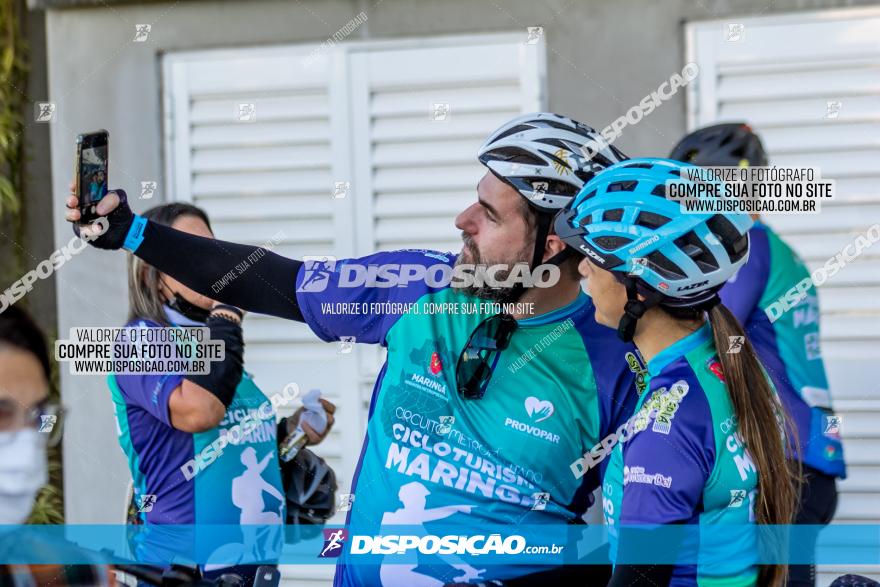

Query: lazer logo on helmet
[676,280,708,292]
[628,234,660,255]
[579,244,605,264]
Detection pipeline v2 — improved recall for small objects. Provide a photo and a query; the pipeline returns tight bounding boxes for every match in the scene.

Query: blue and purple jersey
[721,222,845,477]
[295,249,641,587]
[603,323,760,586]
[108,307,285,530]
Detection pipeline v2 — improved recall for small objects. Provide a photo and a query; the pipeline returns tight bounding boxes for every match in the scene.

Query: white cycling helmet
[478,112,628,212]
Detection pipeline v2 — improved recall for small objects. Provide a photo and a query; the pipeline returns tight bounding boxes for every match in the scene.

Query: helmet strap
[616,276,662,343]
[531,212,553,269]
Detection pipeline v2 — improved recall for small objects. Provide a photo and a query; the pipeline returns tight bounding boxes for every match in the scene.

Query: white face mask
[0,429,48,524]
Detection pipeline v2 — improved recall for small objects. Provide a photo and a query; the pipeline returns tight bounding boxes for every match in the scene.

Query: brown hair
[127,203,212,325]
[666,303,800,586]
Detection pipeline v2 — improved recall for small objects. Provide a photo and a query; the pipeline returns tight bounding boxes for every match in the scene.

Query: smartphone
[74,130,109,223]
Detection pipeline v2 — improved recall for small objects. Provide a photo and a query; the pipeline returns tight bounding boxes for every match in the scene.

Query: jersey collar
[646,320,712,377]
[517,291,588,327]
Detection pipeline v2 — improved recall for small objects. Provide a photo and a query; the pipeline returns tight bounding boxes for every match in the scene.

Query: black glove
[71,189,135,250]
[185,313,245,408]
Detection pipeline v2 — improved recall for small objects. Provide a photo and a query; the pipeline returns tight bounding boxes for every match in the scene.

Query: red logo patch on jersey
[707,357,725,382]
[430,352,442,375]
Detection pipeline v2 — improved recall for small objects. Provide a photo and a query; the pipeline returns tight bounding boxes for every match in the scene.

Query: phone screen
[78,132,109,207]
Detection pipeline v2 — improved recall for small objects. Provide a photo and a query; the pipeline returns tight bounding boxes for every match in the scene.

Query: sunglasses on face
[455,313,518,400]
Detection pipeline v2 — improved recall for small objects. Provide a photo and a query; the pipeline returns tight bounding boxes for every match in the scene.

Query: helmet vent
[674,231,719,273]
[607,180,638,192]
[651,184,667,197]
[595,235,633,251]
[541,120,576,131]
[706,215,748,263]
[587,153,616,168]
[603,208,624,222]
[536,138,569,149]
[482,147,545,166]
[492,124,535,142]
[635,211,670,229]
[645,251,687,279]
[580,189,598,201]
[624,162,652,169]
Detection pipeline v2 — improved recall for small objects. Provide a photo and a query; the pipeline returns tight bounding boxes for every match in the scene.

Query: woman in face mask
[0,306,58,524]
[0,306,117,585]
[111,203,334,582]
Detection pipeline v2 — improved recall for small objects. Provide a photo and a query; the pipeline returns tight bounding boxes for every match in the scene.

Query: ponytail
[708,303,800,587]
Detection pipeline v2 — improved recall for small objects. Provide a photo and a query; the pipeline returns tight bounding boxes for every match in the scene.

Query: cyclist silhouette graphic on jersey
[379,482,483,587]
[232,447,284,524]
[206,447,284,570]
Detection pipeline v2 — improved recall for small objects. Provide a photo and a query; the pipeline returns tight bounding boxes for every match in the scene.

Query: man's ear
[543,234,568,262]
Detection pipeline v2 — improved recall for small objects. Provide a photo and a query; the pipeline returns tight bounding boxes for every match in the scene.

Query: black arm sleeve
[135,220,304,321]
[185,315,244,408]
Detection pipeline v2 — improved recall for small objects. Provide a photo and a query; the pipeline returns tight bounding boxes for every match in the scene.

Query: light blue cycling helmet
[554,157,753,340]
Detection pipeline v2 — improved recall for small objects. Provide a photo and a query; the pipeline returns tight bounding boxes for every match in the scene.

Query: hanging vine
[0,0,63,524]
[0,0,28,222]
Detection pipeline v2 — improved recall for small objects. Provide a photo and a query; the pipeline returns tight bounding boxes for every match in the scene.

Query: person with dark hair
[671,123,845,587]
[109,202,334,582]
[0,306,116,585]
[555,158,798,586]
[66,112,642,586]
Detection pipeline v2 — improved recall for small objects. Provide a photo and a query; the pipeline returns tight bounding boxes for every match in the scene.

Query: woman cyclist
[110,202,334,582]
[670,123,845,587]
[554,158,798,586]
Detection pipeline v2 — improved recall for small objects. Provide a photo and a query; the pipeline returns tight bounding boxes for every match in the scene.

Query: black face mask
[160,277,211,323]
[166,293,211,323]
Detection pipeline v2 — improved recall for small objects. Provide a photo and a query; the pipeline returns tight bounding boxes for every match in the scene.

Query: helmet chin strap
[617,276,662,343]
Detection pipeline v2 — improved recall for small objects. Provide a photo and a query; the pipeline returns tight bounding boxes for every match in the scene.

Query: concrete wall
[43,0,880,522]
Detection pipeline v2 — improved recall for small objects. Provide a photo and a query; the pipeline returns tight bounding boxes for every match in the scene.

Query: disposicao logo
[319,528,348,558]
[299,257,337,293]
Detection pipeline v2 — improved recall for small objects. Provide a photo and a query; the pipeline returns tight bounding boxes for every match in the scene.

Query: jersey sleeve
[112,320,183,426]
[619,379,715,525]
[720,225,770,326]
[295,249,454,345]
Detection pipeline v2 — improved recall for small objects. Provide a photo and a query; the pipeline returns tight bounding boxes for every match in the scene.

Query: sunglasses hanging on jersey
[455,313,518,400]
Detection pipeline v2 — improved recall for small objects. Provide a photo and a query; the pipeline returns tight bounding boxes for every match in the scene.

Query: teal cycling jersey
[295,249,640,587]
[109,307,285,531]
[721,222,845,477]
[603,323,760,587]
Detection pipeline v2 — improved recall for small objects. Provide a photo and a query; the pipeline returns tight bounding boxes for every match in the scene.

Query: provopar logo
[503,396,559,444]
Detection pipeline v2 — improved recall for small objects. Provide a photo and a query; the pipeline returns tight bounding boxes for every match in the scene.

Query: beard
[455,233,533,303]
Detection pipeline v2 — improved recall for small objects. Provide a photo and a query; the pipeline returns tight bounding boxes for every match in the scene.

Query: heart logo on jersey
[524,396,554,423]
